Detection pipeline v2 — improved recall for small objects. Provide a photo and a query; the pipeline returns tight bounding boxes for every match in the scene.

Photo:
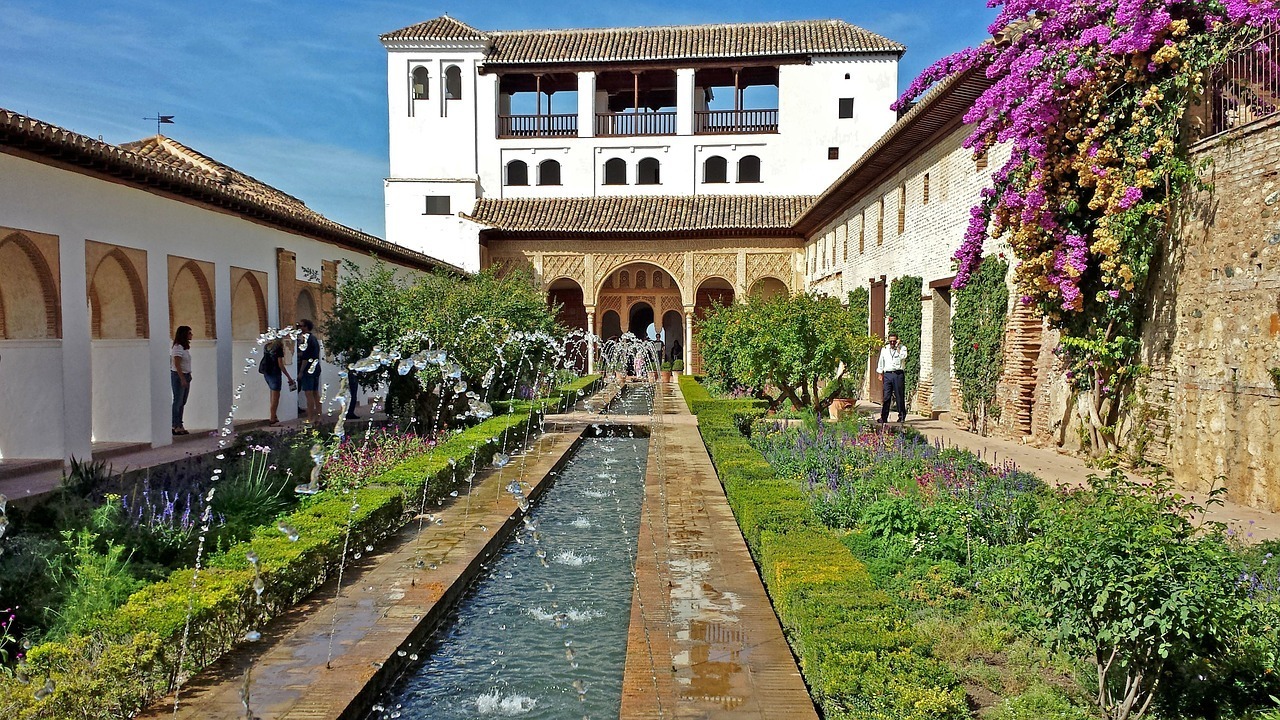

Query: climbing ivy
[886,276,923,401]
[952,256,1009,433]
[842,287,872,397]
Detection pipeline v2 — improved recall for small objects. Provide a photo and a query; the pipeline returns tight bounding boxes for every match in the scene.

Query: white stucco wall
[0,150,428,462]
[0,341,65,459]
[804,124,1012,411]
[384,40,900,272]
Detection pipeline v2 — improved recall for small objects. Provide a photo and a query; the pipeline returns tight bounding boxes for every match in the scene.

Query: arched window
[506,160,528,186]
[445,65,462,100]
[703,155,727,183]
[652,272,663,288]
[411,66,429,100]
[619,270,630,288]
[637,157,660,185]
[603,158,627,185]
[635,270,647,288]
[538,159,561,186]
[738,155,761,183]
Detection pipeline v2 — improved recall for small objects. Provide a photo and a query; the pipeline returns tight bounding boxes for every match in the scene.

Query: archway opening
[662,310,683,363]
[0,233,58,339]
[749,276,788,301]
[601,310,621,340]
[692,277,735,374]
[629,302,655,339]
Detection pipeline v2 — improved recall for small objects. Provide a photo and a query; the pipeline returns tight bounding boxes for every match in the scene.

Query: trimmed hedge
[0,377,598,719]
[676,374,768,418]
[688,389,966,719]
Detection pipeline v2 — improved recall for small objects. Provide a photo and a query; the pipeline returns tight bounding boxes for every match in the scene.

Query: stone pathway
[871,405,1280,544]
[138,422,583,719]
[621,383,818,720]
[0,413,356,504]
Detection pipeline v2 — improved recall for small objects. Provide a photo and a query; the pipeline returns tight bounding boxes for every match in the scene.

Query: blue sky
[1,0,995,237]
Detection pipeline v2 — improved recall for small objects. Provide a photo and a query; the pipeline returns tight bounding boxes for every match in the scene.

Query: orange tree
[696,292,876,416]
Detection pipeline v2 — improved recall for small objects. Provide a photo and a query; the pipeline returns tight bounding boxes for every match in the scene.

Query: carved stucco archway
[498,248,800,309]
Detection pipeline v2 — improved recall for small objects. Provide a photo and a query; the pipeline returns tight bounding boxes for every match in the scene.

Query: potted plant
[660,361,673,383]
[825,376,861,420]
[672,359,684,378]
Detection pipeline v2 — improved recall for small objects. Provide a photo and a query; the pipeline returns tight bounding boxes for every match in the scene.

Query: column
[585,307,596,375]
[577,71,596,138]
[683,308,694,374]
[676,68,696,136]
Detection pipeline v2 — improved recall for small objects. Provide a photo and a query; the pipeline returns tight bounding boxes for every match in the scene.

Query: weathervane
[143,112,175,135]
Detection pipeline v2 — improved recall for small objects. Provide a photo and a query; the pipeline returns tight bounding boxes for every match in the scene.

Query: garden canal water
[367,430,649,719]
[605,382,654,415]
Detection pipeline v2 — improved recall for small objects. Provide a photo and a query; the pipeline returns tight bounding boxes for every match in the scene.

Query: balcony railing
[695,109,779,134]
[595,111,677,136]
[1207,26,1279,136]
[498,113,578,138]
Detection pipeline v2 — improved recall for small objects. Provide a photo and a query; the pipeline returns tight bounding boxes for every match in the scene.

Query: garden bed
[0,376,598,719]
[687,384,1280,720]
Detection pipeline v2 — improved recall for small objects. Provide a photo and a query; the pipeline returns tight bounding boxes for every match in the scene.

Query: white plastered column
[683,307,694,373]
[676,68,696,136]
[585,306,596,375]
[577,72,596,138]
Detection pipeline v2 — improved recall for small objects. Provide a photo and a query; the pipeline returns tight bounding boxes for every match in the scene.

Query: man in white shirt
[876,333,909,424]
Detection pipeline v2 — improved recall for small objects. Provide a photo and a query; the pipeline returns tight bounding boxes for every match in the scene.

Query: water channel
[368,424,649,719]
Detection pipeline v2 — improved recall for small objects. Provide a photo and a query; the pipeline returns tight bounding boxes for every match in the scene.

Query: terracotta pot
[828,397,855,420]
[661,371,672,383]
[647,371,658,382]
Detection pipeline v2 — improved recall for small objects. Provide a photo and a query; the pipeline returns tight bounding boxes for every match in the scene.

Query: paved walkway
[139,422,583,719]
[866,404,1280,544]
[621,383,817,720]
[0,413,364,504]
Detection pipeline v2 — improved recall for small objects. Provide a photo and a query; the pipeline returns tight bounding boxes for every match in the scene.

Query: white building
[0,109,456,466]
[381,16,903,271]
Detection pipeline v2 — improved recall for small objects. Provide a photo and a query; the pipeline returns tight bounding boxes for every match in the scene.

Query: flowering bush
[752,415,1280,718]
[322,428,439,491]
[895,0,1279,452]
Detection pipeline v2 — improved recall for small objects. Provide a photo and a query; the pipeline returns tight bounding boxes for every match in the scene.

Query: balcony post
[676,68,695,135]
[577,71,595,138]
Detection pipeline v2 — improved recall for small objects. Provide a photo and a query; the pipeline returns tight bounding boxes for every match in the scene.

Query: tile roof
[380,15,488,42]
[464,195,815,236]
[121,135,312,215]
[382,17,904,64]
[0,108,460,273]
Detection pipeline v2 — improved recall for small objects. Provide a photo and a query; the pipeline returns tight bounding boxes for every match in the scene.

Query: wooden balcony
[595,111,677,137]
[694,109,779,134]
[498,113,578,138]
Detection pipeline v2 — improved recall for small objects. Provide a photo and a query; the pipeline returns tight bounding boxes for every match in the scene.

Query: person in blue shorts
[260,337,295,425]
[295,318,322,421]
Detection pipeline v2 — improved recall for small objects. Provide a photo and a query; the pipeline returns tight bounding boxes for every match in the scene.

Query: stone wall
[1133,114,1280,511]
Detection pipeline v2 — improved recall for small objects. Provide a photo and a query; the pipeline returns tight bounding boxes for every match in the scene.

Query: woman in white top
[171,325,193,435]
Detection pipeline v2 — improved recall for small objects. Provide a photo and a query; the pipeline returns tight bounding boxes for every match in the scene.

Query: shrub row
[689,392,967,719]
[0,377,598,719]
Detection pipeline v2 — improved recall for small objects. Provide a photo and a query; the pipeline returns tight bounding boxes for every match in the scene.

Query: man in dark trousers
[877,333,909,424]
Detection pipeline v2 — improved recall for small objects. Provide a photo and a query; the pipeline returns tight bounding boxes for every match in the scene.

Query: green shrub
[689,381,964,719]
[0,377,590,718]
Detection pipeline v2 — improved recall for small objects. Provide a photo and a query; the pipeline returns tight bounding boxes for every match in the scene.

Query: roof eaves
[0,108,462,275]
[793,67,991,236]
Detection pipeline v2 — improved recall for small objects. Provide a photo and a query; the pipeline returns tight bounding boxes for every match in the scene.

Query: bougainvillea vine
[895,0,1278,453]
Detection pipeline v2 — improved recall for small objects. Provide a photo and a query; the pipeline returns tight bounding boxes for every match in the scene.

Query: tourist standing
[170,325,193,436]
[296,319,323,422]
[260,337,296,425]
[876,333,908,424]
